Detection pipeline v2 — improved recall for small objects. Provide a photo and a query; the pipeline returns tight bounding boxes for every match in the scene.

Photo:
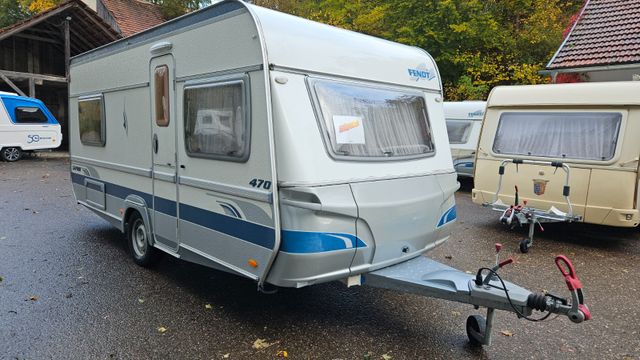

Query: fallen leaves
[276,350,288,357]
[382,354,392,360]
[28,295,38,301]
[451,311,461,316]
[205,303,213,310]
[252,338,273,350]
[222,354,230,359]
[138,298,145,304]
[500,330,514,337]
[157,326,168,334]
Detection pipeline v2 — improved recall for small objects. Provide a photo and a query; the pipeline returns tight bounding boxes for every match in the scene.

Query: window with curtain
[184,79,249,161]
[311,79,434,160]
[446,120,473,144]
[493,112,622,161]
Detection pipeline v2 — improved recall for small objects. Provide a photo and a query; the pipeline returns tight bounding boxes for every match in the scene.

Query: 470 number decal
[249,178,271,190]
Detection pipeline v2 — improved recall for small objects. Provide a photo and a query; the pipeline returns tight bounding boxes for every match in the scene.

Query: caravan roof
[443,101,486,120]
[71,0,441,92]
[487,81,640,107]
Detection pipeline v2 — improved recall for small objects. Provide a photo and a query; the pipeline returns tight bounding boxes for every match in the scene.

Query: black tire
[126,211,160,267]
[1,147,22,162]
[519,239,531,254]
[466,315,487,346]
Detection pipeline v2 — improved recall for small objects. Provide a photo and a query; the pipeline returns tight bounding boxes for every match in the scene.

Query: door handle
[153,134,158,153]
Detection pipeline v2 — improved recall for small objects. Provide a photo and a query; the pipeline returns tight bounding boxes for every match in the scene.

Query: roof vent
[150,41,173,55]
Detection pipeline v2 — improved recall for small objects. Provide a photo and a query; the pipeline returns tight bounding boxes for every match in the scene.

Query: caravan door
[150,54,179,251]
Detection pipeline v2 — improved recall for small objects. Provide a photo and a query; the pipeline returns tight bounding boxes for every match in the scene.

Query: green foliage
[149,0,211,20]
[0,0,29,28]
[257,0,584,100]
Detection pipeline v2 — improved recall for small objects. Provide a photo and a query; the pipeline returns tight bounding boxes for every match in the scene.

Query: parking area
[1,156,639,359]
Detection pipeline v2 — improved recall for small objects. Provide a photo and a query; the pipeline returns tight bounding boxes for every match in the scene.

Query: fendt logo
[468,110,484,118]
[408,63,436,82]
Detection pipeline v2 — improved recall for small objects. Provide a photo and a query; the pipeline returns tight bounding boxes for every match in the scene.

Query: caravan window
[15,107,48,124]
[446,120,473,144]
[154,65,170,127]
[78,96,106,146]
[493,112,622,161]
[310,79,434,160]
[184,78,249,161]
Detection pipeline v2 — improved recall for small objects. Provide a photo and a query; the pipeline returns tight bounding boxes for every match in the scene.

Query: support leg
[520,214,536,253]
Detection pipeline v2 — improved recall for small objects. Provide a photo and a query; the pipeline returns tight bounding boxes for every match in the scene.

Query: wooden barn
[0,0,164,148]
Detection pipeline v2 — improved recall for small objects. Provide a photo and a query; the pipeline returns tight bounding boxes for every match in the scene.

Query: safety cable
[476,267,553,322]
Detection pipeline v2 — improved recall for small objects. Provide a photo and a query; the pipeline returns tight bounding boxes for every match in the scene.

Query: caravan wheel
[1,147,22,162]
[126,211,160,267]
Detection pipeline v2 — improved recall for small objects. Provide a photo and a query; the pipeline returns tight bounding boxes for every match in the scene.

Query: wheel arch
[123,195,154,246]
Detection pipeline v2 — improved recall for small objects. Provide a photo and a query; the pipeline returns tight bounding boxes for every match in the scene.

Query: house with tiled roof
[84,0,165,37]
[541,0,640,83]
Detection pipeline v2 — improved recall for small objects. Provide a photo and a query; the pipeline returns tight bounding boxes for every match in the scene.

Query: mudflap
[363,255,532,315]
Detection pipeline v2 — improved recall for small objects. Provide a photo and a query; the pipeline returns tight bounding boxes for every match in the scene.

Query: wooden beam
[64,18,70,80]
[0,73,27,96]
[29,78,35,97]
[0,69,67,83]
[0,3,75,42]
[23,27,60,37]
[67,25,95,52]
[74,6,119,42]
[14,33,62,45]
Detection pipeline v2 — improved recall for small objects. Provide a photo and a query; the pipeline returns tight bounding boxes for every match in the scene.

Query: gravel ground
[0,156,638,359]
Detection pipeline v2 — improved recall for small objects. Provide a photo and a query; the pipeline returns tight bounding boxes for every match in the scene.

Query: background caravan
[472,82,640,251]
[69,0,590,345]
[0,92,62,162]
[444,101,486,178]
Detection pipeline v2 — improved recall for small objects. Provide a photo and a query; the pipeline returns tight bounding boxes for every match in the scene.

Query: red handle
[499,258,514,268]
[555,255,582,291]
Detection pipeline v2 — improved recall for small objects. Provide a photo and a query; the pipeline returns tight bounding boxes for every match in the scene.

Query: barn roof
[0,0,121,56]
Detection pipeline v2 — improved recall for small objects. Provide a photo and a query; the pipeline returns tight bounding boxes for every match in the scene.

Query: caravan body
[69,0,457,288]
[0,92,62,161]
[472,82,640,228]
[444,101,485,177]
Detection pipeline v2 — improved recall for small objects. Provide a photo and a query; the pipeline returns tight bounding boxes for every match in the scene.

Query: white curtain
[446,120,472,144]
[314,80,434,158]
[493,112,621,161]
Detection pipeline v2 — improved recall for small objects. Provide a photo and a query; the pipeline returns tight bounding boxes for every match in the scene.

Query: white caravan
[444,101,486,178]
[69,1,589,346]
[0,92,62,161]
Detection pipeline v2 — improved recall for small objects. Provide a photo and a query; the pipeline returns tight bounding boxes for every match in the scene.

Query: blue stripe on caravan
[437,205,457,228]
[154,197,177,217]
[179,203,275,249]
[280,230,367,253]
[71,172,153,205]
[72,173,371,253]
[71,173,152,212]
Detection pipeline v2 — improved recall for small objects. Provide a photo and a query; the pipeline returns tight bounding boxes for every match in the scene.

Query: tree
[149,0,211,20]
[0,0,29,28]
[256,0,583,100]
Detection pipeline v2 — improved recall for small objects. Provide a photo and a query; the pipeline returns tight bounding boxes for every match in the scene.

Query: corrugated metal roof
[547,0,640,70]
